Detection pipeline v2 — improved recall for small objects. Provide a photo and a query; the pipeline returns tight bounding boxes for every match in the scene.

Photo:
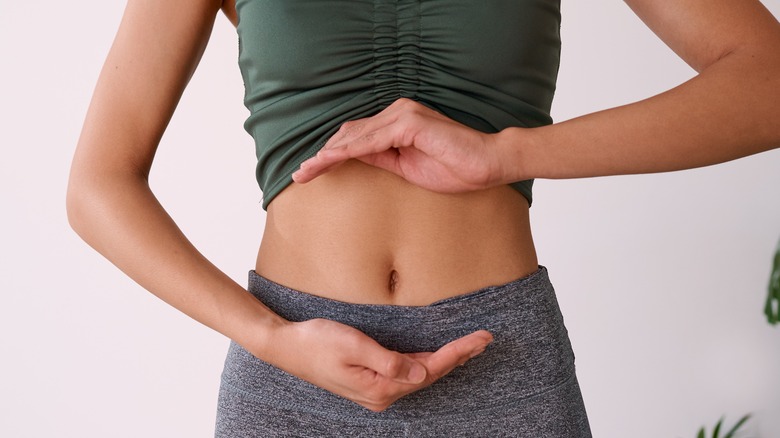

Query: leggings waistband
[247,266,565,353]
[223,266,579,420]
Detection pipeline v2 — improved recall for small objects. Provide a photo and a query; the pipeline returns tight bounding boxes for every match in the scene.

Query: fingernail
[406,363,426,384]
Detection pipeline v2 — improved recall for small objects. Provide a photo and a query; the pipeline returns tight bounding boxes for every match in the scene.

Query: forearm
[499,31,780,181]
[66,174,287,355]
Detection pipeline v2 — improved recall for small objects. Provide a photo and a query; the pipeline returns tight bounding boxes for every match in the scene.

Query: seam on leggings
[219,369,578,425]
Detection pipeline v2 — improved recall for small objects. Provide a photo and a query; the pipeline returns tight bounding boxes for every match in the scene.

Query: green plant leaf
[712,416,723,438]
[766,238,780,325]
[697,427,706,438]
[723,414,751,438]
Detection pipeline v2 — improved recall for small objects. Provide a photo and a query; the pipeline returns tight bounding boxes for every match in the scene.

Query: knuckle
[394,97,413,107]
[340,120,362,136]
[425,369,442,382]
[400,104,426,122]
[394,97,422,113]
[341,331,364,353]
[383,355,403,377]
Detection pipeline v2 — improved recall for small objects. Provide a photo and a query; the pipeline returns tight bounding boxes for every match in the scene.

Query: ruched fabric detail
[235,0,562,209]
[371,1,421,104]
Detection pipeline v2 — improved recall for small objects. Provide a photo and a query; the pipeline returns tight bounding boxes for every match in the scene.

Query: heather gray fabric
[216,267,591,437]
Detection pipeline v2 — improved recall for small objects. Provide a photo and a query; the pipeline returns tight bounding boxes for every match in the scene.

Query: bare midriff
[255,160,538,306]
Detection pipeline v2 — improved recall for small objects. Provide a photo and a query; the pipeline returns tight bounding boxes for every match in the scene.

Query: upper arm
[624,0,780,72]
[222,0,238,27]
[72,0,223,180]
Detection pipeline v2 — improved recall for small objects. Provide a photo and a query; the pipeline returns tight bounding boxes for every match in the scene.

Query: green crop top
[235,0,561,209]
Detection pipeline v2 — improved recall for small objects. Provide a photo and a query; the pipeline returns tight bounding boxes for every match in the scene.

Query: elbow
[65,165,149,245]
[762,49,780,147]
[729,44,780,152]
[746,41,780,148]
[65,168,116,240]
[65,175,94,239]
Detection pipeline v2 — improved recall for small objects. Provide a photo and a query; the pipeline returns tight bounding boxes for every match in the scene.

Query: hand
[292,98,512,193]
[265,318,493,412]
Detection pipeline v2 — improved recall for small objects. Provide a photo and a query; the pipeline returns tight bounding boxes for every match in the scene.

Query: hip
[217,266,591,437]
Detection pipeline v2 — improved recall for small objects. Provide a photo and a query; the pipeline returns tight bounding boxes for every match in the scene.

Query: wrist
[492,126,540,183]
[240,307,293,361]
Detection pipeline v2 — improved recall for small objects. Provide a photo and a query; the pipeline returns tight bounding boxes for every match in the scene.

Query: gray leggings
[216,267,592,437]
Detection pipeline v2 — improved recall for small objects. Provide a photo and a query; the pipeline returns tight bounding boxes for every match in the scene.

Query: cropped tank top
[235,0,561,209]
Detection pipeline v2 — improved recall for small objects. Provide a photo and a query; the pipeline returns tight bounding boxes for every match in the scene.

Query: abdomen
[256,160,538,305]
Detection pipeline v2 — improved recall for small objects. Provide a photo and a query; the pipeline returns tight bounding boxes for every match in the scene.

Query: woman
[67,0,780,436]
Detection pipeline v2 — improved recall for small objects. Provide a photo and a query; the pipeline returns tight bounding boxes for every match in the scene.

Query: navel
[388,269,400,294]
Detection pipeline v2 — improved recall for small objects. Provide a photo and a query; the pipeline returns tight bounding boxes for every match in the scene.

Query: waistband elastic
[222,265,579,422]
[247,266,557,352]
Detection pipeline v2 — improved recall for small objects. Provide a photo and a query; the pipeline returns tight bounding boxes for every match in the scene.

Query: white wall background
[1,1,779,437]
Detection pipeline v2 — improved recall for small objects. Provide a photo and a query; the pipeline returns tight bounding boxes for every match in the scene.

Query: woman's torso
[223,0,561,304]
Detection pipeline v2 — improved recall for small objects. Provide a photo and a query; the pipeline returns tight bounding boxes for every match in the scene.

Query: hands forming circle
[292,98,512,193]
[269,318,494,412]
[287,99,508,410]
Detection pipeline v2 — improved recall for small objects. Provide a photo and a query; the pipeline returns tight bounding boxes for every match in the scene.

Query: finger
[404,352,434,360]
[323,119,381,150]
[291,154,345,183]
[356,149,403,175]
[348,336,428,385]
[328,124,402,154]
[293,125,402,182]
[294,145,404,184]
[293,98,440,183]
[321,119,367,150]
[415,330,493,382]
[322,103,403,150]
[292,149,353,183]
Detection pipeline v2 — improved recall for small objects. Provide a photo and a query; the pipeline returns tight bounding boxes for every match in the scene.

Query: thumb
[416,330,493,381]
[358,341,428,384]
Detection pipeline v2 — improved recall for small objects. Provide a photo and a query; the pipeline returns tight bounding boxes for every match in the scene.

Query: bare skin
[66,0,492,413]
[259,159,537,305]
[294,1,780,188]
[68,0,780,415]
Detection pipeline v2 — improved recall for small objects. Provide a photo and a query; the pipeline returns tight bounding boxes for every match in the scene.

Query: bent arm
[66,0,490,411]
[499,0,780,181]
[66,0,284,351]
